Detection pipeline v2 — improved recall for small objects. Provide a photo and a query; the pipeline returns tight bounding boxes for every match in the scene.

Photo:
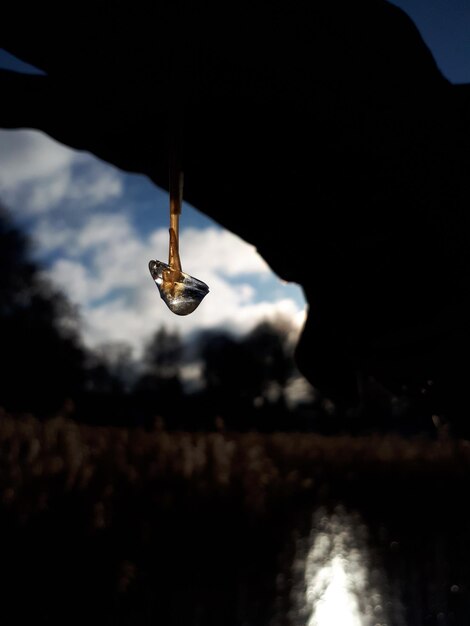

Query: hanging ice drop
[149,259,209,316]
[149,156,209,315]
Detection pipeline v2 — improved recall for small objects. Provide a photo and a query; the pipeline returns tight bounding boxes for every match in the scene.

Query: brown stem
[168,223,182,271]
[168,12,184,273]
[168,143,183,271]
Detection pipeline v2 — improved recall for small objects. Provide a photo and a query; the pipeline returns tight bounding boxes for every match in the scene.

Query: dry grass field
[1,411,469,625]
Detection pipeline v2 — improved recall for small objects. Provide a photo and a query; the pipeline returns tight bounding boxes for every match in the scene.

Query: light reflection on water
[290,506,404,626]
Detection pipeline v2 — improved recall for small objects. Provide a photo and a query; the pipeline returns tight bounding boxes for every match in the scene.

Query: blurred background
[1,1,470,624]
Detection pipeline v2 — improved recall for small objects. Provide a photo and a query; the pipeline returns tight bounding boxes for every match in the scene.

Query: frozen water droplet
[149,260,209,316]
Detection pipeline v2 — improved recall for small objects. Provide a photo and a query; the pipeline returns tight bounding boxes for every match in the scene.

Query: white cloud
[81,284,305,357]
[68,165,122,205]
[175,227,271,277]
[41,212,305,356]
[33,211,132,257]
[26,168,71,212]
[0,129,122,214]
[47,258,91,302]
[32,218,75,253]
[0,129,74,186]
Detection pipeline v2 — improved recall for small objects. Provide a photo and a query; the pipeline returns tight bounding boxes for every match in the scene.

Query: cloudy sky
[1,0,469,358]
[0,128,307,356]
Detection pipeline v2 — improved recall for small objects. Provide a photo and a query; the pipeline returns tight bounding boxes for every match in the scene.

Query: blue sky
[390,0,470,83]
[1,0,470,357]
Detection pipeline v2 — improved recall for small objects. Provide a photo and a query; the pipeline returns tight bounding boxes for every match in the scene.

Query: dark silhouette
[2,0,470,428]
[129,321,314,432]
[0,208,131,423]
[133,327,185,427]
[197,322,297,430]
[0,207,86,416]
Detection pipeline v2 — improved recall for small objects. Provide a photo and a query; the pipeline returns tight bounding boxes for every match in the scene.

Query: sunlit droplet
[149,259,209,316]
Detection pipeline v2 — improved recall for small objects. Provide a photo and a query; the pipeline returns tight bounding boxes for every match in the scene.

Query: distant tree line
[0,206,322,432]
[0,207,455,437]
